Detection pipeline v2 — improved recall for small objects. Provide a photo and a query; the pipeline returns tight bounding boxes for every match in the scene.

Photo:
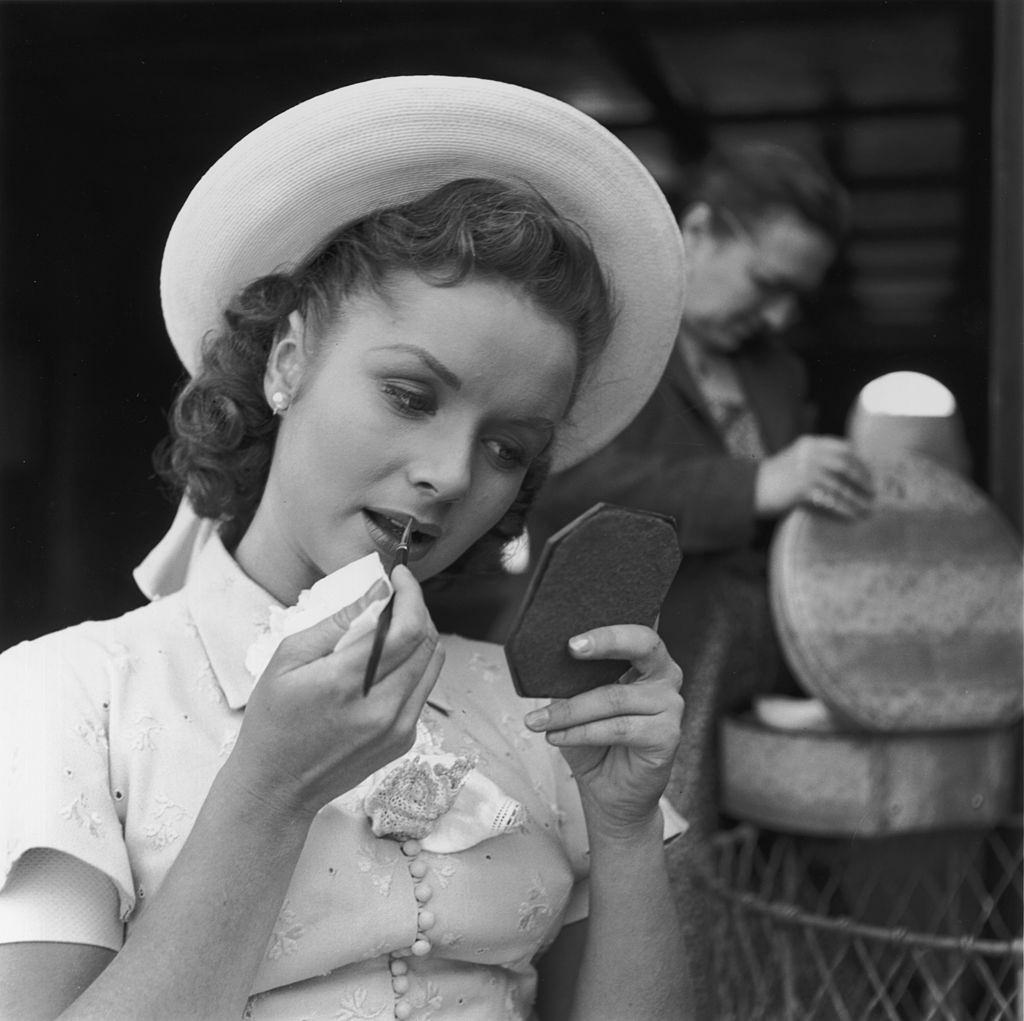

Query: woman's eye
[382,382,435,416]
[485,438,528,471]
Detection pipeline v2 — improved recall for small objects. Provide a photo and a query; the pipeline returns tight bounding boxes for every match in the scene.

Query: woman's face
[242,271,578,601]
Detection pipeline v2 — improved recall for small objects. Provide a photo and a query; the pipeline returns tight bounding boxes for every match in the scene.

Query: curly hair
[155,177,616,566]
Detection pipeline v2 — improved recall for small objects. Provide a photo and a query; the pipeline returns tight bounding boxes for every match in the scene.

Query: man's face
[680,207,837,355]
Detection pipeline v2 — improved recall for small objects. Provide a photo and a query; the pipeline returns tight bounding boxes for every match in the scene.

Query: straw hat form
[160,75,686,471]
[139,76,686,599]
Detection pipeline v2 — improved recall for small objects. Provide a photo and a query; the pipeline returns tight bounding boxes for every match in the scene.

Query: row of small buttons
[388,838,436,1018]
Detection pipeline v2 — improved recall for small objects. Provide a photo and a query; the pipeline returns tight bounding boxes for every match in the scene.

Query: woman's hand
[523,625,683,839]
[225,565,444,820]
[755,434,874,520]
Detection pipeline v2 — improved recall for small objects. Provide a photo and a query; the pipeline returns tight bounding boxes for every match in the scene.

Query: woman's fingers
[354,565,441,699]
[527,677,672,728]
[231,566,447,815]
[523,623,683,744]
[272,565,440,709]
[567,624,680,685]
[544,714,680,749]
[526,681,682,730]
[522,625,684,833]
[270,577,392,668]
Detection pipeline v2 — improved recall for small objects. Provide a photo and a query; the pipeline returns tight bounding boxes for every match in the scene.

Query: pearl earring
[270,391,290,415]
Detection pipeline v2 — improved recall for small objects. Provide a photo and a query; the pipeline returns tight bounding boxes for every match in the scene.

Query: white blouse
[0,535,596,1020]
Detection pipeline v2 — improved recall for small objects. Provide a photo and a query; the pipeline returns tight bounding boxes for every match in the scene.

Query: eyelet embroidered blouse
[0,536,592,1020]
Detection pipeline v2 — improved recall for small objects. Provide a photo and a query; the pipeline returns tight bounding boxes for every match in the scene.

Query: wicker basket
[695,820,1023,1020]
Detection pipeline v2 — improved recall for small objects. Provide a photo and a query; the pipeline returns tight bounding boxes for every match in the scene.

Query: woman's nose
[407,438,474,502]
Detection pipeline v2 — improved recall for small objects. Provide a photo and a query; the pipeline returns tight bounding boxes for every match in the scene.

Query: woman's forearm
[62,765,312,1020]
[570,815,692,1021]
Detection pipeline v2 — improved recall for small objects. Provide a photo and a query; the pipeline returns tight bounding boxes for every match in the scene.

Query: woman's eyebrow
[513,415,557,433]
[373,344,462,390]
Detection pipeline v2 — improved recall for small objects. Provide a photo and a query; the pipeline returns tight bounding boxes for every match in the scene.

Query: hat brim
[160,75,685,470]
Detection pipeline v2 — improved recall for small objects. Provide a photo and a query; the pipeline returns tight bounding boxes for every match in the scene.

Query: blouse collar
[185,533,283,710]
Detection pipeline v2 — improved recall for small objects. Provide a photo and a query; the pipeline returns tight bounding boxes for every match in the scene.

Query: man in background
[525,141,873,833]
[440,141,874,1011]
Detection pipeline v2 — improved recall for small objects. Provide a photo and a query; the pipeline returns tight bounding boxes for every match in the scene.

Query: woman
[0,77,689,1020]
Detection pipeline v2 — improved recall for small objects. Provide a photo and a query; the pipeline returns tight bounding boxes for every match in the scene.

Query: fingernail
[524,708,549,729]
[568,635,591,654]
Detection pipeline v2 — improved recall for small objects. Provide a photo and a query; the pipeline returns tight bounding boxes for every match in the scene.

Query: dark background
[1,0,1020,647]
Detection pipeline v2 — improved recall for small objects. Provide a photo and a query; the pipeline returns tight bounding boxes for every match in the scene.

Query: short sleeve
[0,848,123,950]
[0,633,136,925]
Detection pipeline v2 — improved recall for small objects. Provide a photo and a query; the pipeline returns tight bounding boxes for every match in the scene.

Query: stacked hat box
[721,450,1023,836]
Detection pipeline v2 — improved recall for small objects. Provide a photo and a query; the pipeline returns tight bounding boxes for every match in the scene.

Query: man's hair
[686,141,852,243]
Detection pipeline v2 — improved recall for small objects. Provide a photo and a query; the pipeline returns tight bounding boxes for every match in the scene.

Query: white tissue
[244,552,392,680]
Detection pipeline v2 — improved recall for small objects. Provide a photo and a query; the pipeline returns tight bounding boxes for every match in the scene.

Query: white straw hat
[139,75,686,598]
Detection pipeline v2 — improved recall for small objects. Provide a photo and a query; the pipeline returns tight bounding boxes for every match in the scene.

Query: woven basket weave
[695,820,1023,1020]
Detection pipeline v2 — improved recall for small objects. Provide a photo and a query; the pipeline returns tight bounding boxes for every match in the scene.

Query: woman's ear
[263,311,308,412]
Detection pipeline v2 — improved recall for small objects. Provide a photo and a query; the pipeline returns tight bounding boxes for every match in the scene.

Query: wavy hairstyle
[155,178,616,568]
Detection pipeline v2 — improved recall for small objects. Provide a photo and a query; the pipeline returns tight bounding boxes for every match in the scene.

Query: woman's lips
[364,510,438,562]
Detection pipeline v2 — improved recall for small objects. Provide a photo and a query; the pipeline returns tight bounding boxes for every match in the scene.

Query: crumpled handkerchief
[244,553,393,681]
[336,720,527,853]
